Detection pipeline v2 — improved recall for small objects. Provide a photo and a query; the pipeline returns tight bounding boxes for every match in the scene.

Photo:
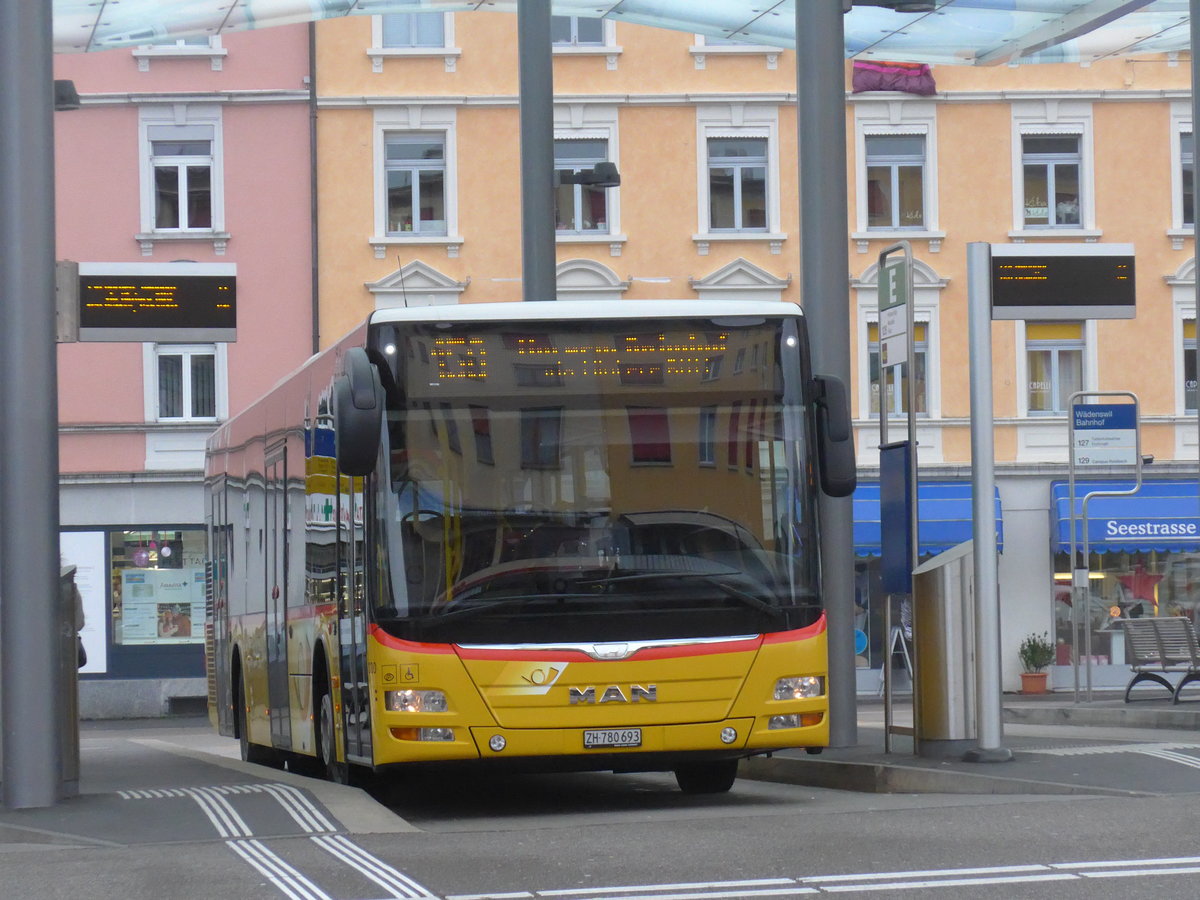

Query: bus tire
[674,760,738,794]
[316,685,350,785]
[237,675,279,767]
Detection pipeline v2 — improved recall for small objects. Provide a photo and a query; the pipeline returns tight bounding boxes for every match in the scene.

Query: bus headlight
[385,689,448,713]
[773,676,824,700]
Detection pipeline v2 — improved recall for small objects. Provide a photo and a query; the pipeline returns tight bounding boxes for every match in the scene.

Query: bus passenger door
[266,447,292,750]
[338,474,370,763]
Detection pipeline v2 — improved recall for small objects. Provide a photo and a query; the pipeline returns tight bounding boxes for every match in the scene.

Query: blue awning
[1052,480,1200,554]
[853,481,1003,558]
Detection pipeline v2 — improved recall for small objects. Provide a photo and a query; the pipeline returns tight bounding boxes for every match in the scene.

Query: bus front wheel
[316,687,350,784]
[674,760,738,794]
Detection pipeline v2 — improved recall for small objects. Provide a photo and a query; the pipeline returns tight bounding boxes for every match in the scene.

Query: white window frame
[554,137,611,235]
[1169,259,1198,459]
[554,105,624,253]
[136,104,227,255]
[694,105,784,254]
[854,267,943,421]
[143,342,228,423]
[551,16,620,55]
[1009,100,1099,240]
[370,106,461,259]
[851,100,942,253]
[1014,320,1098,418]
[1169,102,1193,248]
[368,13,460,72]
[867,320,929,418]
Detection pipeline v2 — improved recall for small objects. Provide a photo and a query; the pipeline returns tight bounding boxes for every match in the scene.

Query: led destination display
[990,243,1135,320]
[78,263,236,341]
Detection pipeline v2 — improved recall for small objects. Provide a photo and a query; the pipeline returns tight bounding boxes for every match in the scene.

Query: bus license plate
[583,728,641,749]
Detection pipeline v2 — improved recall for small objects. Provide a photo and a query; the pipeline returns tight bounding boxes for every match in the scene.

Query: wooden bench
[1122,616,1200,703]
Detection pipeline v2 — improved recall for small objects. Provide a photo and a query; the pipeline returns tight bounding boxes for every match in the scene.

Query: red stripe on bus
[368,625,456,654]
[762,615,827,644]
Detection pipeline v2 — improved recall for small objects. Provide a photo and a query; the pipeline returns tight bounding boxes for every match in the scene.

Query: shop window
[110,529,206,646]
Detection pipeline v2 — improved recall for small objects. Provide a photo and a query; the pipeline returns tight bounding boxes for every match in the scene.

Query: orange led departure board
[77,263,236,341]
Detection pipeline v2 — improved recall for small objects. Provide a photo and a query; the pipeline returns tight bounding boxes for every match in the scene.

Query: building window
[1185,320,1197,414]
[868,322,928,416]
[555,138,609,233]
[154,344,217,422]
[1183,132,1194,228]
[470,406,494,465]
[628,407,672,464]
[520,408,562,469]
[1026,322,1084,415]
[699,407,717,466]
[707,137,768,232]
[150,130,213,230]
[865,135,925,230]
[1021,135,1081,228]
[551,15,604,46]
[385,135,447,236]
[381,12,445,48]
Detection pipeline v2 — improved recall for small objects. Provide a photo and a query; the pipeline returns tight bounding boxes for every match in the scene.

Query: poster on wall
[120,568,204,645]
[60,531,107,674]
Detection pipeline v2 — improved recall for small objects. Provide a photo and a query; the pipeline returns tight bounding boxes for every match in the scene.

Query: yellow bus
[206,300,854,793]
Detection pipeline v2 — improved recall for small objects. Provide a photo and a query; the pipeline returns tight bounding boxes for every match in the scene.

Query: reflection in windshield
[372,317,819,644]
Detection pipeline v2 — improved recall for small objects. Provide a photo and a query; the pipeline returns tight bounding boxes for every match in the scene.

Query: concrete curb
[739,755,1146,797]
[1003,703,1200,730]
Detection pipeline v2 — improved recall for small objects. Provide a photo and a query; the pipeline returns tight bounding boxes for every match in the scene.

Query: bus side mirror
[812,375,856,498]
[334,347,384,477]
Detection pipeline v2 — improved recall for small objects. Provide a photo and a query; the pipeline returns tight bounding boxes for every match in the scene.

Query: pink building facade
[53,26,314,716]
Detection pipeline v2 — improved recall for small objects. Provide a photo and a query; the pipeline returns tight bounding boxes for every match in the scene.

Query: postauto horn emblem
[568,684,657,704]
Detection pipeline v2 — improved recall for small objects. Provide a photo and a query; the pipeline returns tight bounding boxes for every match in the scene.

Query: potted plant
[1018,631,1055,694]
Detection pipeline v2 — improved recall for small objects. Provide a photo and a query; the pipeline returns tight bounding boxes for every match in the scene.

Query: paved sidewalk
[745,691,1200,796]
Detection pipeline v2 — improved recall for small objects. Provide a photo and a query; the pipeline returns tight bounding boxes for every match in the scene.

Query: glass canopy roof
[53,1,1193,65]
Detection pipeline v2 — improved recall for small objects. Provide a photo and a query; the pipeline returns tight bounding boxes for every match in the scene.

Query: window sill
[1167,227,1195,250]
[135,231,230,256]
[693,232,786,256]
[689,45,781,70]
[557,233,628,256]
[852,230,945,254]
[132,47,227,72]
[553,45,622,56]
[370,235,464,259]
[1007,228,1103,242]
[368,47,462,73]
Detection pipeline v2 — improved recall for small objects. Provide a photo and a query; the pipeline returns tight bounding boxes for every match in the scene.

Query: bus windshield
[370,315,820,645]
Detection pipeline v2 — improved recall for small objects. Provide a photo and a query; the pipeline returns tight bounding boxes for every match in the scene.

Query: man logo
[569,684,657,704]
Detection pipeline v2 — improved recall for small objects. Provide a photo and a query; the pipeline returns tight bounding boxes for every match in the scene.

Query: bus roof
[368,299,804,326]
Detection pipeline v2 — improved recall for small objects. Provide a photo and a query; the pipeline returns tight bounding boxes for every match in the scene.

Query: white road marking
[312,833,437,898]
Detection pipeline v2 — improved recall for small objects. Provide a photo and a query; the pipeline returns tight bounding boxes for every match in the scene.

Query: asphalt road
[3,714,1200,899]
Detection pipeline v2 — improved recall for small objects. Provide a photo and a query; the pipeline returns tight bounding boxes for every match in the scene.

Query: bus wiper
[433,593,597,622]
[578,571,784,618]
